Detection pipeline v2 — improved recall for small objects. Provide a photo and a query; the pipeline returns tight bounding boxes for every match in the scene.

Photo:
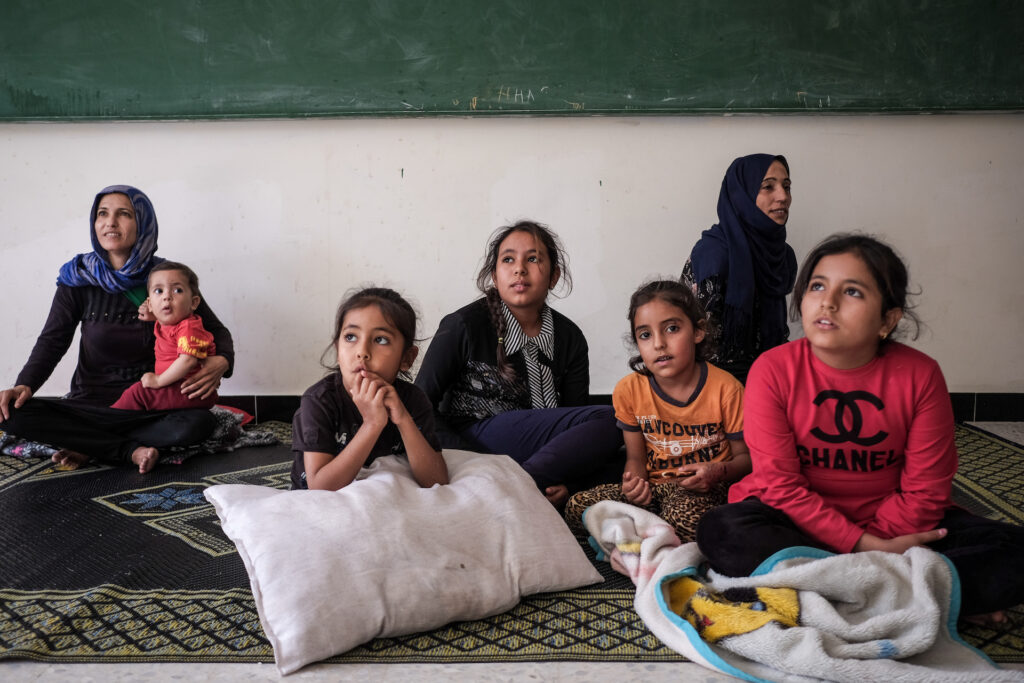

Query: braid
[485,287,516,381]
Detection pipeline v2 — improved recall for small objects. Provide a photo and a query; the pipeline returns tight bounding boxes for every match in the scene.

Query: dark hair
[322,287,419,380]
[790,233,921,347]
[148,261,200,297]
[626,280,711,375]
[474,220,572,381]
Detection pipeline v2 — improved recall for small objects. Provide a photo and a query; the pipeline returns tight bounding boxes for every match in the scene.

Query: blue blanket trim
[654,566,769,683]
[587,535,606,562]
[751,545,833,575]
[580,508,609,561]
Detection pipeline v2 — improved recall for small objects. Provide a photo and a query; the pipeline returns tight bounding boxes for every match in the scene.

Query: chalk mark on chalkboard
[492,87,536,104]
[401,101,423,111]
[181,26,208,44]
[796,91,834,109]
[565,100,585,111]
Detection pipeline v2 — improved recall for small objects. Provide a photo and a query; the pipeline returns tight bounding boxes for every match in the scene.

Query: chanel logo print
[810,390,889,446]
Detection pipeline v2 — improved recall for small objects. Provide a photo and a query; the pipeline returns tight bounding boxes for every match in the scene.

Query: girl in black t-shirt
[290,288,448,491]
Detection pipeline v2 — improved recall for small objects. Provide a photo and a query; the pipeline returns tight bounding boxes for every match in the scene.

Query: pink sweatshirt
[729,338,957,553]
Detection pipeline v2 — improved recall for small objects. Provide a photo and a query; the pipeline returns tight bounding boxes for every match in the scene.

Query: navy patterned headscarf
[690,154,797,358]
[57,185,165,294]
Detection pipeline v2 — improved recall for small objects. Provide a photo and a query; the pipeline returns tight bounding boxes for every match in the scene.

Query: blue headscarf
[56,185,165,294]
[690,154,797,358]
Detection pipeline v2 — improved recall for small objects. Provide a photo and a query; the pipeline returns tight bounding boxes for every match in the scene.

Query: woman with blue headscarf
[681,154,797,384]
[0,185,234,472]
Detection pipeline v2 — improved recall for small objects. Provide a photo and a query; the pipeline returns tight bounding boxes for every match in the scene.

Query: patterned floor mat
[0,424,1020,664]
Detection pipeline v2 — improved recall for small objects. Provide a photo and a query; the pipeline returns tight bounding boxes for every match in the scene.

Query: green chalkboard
[2,0,1021,120]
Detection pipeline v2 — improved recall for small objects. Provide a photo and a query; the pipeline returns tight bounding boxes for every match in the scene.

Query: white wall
[1,115,1022,396]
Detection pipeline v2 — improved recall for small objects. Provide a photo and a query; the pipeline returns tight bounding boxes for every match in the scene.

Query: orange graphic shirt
[613,363,744,481]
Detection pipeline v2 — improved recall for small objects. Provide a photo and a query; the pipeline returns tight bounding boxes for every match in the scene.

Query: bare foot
[963,610,1009,628]
[131,446,159,474]
[544,484,569,507]
[51,449,89,470]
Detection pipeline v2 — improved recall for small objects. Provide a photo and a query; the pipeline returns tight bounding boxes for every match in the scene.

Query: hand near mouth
[361,370,414,426]
[357,368,389,383]
[348,372,388,429]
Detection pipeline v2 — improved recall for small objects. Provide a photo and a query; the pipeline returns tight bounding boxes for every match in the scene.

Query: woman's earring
[880,330,889,340]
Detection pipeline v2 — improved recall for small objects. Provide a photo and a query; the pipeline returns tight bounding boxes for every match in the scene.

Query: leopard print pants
[564,480,729,543]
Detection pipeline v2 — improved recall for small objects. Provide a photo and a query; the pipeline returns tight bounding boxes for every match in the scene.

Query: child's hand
[349,372,388,429]
[854,528,948,554]
[622,469,652,506]
[140,372,160,389]
[676,461,727,493]
[138,300,156,322]
[380,383,412,426]
[357,370,412,426]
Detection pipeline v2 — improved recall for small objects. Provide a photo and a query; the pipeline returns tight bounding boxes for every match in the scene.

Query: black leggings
[697,498,1024,616]
[0,397,216,464]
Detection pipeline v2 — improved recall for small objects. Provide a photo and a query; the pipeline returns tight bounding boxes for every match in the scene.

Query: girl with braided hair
[415,221,622,505]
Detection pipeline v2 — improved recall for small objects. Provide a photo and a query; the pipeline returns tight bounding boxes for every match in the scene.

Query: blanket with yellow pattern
[583,500,1020,682]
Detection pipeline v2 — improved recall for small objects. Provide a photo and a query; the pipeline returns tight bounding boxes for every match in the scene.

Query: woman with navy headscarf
[0,186,233,472]
[680,154,797,384]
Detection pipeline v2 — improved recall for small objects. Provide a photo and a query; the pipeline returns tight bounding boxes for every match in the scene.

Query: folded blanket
[584,500,1022,682]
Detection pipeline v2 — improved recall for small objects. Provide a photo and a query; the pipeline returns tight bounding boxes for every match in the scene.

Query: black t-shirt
[290,373,441,489]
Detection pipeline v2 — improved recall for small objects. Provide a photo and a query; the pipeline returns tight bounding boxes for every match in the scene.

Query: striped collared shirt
[501,303,558,409]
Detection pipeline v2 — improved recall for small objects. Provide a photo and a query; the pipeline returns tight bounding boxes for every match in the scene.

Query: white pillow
[205,449,602,674]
